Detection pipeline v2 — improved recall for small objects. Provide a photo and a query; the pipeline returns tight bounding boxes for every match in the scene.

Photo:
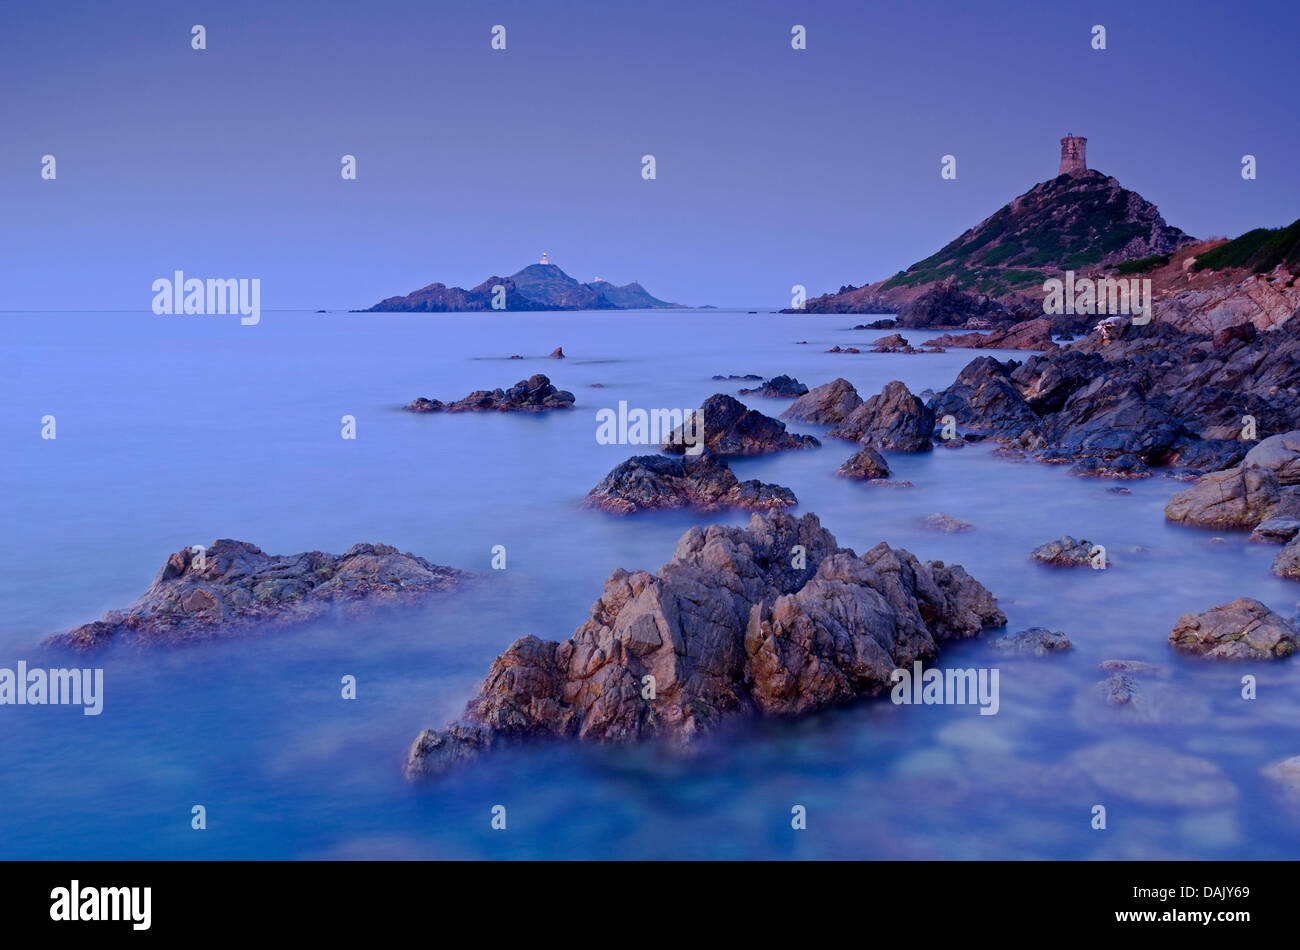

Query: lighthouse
[1059,135,1087,176]
[540,252,550,265]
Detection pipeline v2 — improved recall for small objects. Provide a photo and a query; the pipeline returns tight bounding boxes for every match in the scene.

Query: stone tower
[1059,135,1087,176]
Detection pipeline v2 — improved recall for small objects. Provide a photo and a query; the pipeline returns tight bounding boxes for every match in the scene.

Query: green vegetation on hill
[1192,219,1300,274]
[1115,254,1170,275]
[878,171,1192,296]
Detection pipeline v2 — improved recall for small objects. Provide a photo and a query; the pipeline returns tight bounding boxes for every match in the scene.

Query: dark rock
[1212,322,1257,349]
[405,511,1005,777]
[662,394,819,457]
[781,378,863,425]
[921,513,973,533]
[44,541,467,651]
[829,380,934,452]
[1030,536,1096,567]
[1070,454,1151,479]
[737,374,809,398]
[1168,598,1298,660]
[405,374,575,413]
[929,318,1056,351]
[826,345,861,354]
[873,333,909,348]
[835,446,891,480]
[584,453,796,514]
[991,627,1072,655]
[548,346,565,359]
[1251,516,1300,544]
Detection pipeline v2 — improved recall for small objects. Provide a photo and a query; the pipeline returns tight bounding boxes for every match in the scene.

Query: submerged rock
[1029,536,1096,567]
[921,513,974,533]
[829,380,934,452]
[1070,740,1238,807]
[45,541,468,651]
[1168,598,1298,660]
[991,627,1071,655]
[662,393,819,456]
[1262,756,1300,801]
[585,453,797,514]
[835,446,891,480]
[737,375,809,398]
[406,511,1006,777]
[1070,454,1150,479]
[405,374,576,412]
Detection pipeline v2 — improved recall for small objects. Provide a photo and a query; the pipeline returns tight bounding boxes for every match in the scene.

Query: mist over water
[3,309,1299,858]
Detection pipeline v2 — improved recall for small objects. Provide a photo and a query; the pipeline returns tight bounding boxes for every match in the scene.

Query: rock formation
[585,453,797,514]
[405,374,575,413]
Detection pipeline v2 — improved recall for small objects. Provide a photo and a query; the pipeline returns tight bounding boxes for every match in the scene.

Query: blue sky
[1,0,1296,310]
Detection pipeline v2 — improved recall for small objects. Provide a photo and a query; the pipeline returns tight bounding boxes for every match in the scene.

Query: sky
[1,0,1297,310]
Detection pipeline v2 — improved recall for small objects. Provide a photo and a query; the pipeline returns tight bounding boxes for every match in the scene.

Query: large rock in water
[928,356,1038,439]
[1164,466,1281,528]
[835,446,891,480]
[737,375,808,398]
[1167,598,1298,660]
[828,380,935,451]
[45,541,468,651]
[663,393,819,456]
[585,453,797,514]
[405,511,1006,777]
[1243,431,1300,485]
[405,374,575,412]
[780,378,863,424]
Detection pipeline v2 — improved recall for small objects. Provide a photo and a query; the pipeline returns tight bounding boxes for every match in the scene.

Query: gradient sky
[2,0,1296,310]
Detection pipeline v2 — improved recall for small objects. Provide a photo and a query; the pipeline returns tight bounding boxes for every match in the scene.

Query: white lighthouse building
[540,252,550,265]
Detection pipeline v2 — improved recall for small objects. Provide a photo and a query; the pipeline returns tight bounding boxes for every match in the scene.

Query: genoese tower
[1059,134,1087,176]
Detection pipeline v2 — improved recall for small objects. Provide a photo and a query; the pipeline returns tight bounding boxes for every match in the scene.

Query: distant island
[363,254,681,312]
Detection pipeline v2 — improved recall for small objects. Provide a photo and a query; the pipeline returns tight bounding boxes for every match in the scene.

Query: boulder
[1029,536,1096,567]
[737,374,809,398]
[829,380,935,452]
[1243,431,1300,485]
[1164,466,1280,528]
[780,378,863,425]
[1168,598,1298,660]
[585,453,797,514]
[835,446,891,480]
[406,511,1005,777]
[1250,516,1300,544]
[990,627,1072,656]
[663,394,819,456]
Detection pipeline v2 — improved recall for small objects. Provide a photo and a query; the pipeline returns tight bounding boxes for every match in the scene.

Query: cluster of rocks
[585,453,797,514]
[45,541,468,651]
[405,374,575,413]
[781,378,933,453]
[928,318,1056,352]
[1029,536,1097,567]
[736,375,809,398]
[406,511,1006,778]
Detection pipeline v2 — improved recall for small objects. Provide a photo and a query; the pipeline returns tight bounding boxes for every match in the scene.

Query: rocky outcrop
[1030,536,1096,567]
[737,375,809,398]
[1163,466,1282,528]
[1271,536,1300,579]
[780,378,863,425]
[873,333,909,348]
[406,511,1006,777]
[1243,431,1300,485]
[405,374,575,413]
[1250,516,1300,544]
[893,283,1027,329]
[1069,455,1151,479]
[928,356,1038,440]
[45,541,468,651]
[828,380,934,452]
[835,446,891,480]
[1167,598,1298,660]
[585,453,797,514]
[663,394,819,456]
[929,318,1056,352]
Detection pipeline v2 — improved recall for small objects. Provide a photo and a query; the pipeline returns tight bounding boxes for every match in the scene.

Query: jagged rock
[990,627,1071,655]
[928,357,1038,439]
[921,513,973,533]
[405,374,576,413]
[662,394,819,456]
[737,375,809,398]
[835,446,891,480]
[44,541,467,651]
[1029,536,1095,567]
[829,380,934,452]
[1243,431,1300,485]
[548,346,565,359]
[712,374,763,381]
[585,453,797,514]
[1250,517,1300,544]
[1069,454,1151,479]
[1168,598,1298,660]
[873,333,909,347]
[853,319,897,330]
[1272,537,1300,578]
[781,378,863,424]
[1164,466,1280,528]
[930,318,1056,351]
[405,511,1005,777]
[826,345,860,354]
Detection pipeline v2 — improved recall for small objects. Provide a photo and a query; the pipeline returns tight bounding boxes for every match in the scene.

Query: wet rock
[584,453,797,514]
[44,541,468,651]
[1070,454,1151,479]
[826,345,861,354]
[927,357,1037,439]
[1251,517,1300,543]
[829,380,935,452]
[662,393,819,456]
[991,627,1071,655]
[1029,536,1096,567]
[405,374,576,412]
[1243,431,1300,485]
[1098,659,1162,674]
[1070,740,1238,807]
[921,513,973,533]
[1168,598,1298,660]
[835,446,891,480]
[737,374,809,398]
[405,511,1006,777]
[1074,666,1209,728]
[1164,466,1280,528]
[781,377,863,425]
